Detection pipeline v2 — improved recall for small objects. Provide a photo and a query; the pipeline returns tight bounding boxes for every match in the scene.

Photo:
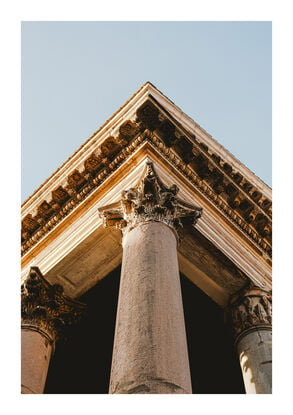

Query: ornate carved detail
[99,136,121,158]
[136,101,160,131]
[21,98,272,258]
[36,201,55,220]
[206,168,226,194]
[67,169,87,191]
[99,161,202,236]
[22,214,39,239]
[232,172,243,184]
[156,119,176,147]
[150,133,272,257]
[230,285,272,341]
[118,120,140,144]
[253,213,271,238]
[188,135,271,218]
[51,186,70,207]
[189,153,211,179]
[21,127,272,258]
[21,267,85,341]
[84,153,103,175]
[172,136,194,163]
[261,198,272,215]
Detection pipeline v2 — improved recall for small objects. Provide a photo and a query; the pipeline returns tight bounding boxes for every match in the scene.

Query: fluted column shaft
[230,287,272,394]
[109,221,192,394]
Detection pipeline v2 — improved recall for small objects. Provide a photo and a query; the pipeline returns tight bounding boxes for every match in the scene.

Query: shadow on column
[44,266,121,394]
[180,273,245,394]
[44,267,244,393]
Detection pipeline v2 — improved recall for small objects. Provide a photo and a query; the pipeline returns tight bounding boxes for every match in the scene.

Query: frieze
[229,285,272,342]
[51,186,70,207]
[84,153,103,175]
[67,169,87,191]
[150,132,272,256]
[21,267,85,341]
[21,98,272,258]
[99,136,121,158]
[136,101,160,131]
[156,119,176,147]
[118,120,140,144]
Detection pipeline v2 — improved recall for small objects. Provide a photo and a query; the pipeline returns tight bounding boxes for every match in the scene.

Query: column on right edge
[230,286,272,394]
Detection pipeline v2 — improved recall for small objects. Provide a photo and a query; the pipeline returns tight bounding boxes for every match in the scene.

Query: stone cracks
[21,267,85,341]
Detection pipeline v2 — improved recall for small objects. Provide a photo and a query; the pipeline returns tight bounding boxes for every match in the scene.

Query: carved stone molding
[21,95,272,258]
[21,267,85,342]
[229,284,272,342]
[98,161,203,238]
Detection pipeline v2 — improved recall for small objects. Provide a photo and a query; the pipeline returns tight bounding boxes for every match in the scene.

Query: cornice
[137,83,271,197]
[22,83,271,211]
[21,82,151,209]
[21,86,272,265]
[146,128,271,256]
[21,147,271,297]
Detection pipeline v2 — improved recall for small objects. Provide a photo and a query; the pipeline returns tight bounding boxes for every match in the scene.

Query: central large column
[112,221,190,393]
[99,161,202,394]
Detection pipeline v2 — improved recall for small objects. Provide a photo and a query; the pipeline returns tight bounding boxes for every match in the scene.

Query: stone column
[21,267,85,394]
[99,161,202,394]
[230,286,272,394]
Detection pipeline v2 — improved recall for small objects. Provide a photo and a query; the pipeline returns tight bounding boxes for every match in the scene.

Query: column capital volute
[98,161,203,238]
[21,267,86,342]
[229,282,272,343]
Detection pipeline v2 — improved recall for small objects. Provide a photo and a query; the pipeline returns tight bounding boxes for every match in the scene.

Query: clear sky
[21,21,271,201]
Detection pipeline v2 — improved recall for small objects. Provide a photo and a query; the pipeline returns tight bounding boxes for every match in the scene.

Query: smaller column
[21,267,85,394]
[230,285,272,394]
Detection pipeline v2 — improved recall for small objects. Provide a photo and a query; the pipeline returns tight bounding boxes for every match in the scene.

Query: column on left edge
[21,267,85,394]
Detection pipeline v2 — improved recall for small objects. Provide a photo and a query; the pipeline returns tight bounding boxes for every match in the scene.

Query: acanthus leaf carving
[230,285,272,341]
[21,267,86,341]
[98,161,202,237]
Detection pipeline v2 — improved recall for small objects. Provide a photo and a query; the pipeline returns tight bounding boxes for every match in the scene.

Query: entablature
[21,83,272,301]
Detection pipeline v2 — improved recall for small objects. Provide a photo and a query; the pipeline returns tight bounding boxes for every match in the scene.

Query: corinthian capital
[98,161,202,234]
[21,267,85,341]
[230,284,272,342]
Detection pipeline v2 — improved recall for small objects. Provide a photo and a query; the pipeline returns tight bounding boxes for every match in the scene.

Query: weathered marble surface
[109,222,192,394]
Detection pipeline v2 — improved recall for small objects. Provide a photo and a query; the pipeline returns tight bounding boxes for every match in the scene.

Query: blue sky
[21,21,271,201]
